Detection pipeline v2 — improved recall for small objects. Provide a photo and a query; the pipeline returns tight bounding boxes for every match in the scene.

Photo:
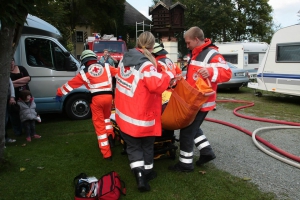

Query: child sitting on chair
[17,90,41,142]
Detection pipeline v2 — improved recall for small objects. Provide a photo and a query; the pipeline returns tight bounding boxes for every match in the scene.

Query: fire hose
[205,99,300,169]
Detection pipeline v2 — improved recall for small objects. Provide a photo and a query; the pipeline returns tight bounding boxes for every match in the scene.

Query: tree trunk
[0,21,24,161]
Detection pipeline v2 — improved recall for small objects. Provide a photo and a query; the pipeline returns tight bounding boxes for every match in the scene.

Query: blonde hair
[184,26,205,41]
[136,31,157,67]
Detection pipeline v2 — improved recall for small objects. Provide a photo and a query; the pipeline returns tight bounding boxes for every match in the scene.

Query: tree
[176,0,273,54]
[0,0,48,161]
[29,0,125,54]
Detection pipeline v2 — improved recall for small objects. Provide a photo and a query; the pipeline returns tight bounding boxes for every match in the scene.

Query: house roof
[149,1,186,15]
[124,1,152,26]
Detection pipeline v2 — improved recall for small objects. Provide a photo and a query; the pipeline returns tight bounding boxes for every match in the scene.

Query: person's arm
[109,65,119,77]
[110,55,118,64]
[28,55,38,66]
[12,66,31,87]
[56,71,85,96]
[99,57,105,65]
[142,63,174,94]
[201,54,232,83]
[9,78,16,104]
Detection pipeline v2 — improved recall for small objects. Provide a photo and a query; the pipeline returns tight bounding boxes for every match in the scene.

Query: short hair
[19,90,32,101]
[103,49,109,52]
[184,26,205,41]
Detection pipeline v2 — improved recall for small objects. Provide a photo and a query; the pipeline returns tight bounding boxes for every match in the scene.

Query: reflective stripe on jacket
[57,63,118,96]
[155,55,182,76]
[186,39,232,111]
[115,50,173,137]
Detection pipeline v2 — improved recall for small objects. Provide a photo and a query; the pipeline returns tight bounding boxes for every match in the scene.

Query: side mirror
[63,51,70,57]
[64,57,77,71]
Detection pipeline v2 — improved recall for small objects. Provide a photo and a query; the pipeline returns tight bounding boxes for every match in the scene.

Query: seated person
[27,45,51,67]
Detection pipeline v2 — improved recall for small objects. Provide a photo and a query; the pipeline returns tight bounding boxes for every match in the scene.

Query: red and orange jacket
[115,48,174,137]
[155,55,182,76]
[186,39,232,111]
[57,63,118,96]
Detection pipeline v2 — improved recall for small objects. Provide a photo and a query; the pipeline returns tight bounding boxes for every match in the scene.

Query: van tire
[65,94,91,120]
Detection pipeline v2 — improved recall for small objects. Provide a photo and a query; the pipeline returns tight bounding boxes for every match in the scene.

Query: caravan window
[248,53,259,64]
[276,43,300,62]
[222,55,238,64]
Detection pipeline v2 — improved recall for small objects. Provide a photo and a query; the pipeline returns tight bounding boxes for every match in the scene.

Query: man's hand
[55,95,62,102]
[197,68,210,79]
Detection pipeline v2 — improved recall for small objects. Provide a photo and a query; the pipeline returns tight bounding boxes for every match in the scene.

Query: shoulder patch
[88,64,104,77]
[150,66,157,72]
[165,59,174,70]
[120,62,133,78]
[218,57,226,64]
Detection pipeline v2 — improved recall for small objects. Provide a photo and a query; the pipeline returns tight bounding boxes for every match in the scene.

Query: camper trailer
[14,14,91,120]
[248,24,300,96]
[216,42,269,75]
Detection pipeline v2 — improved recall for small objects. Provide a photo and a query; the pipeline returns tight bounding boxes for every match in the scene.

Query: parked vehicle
[14,14,91,120]
[248,24,300,97]
[181,62,249,91]
[217,62,249,90]
[85,34,127,66]
[215,42,268,79]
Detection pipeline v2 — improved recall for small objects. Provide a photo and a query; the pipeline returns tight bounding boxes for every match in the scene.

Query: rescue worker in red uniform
[168,26,232,172]
[152,42,182,77]
[56,50,118,160]
[115,32,175,192]
[152,42,181,136]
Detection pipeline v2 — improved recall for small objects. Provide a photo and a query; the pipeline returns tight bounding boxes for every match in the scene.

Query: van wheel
[65,94,91,120]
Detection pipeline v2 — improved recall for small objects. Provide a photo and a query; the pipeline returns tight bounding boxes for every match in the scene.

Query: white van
[14,14,91,120]
[248,24,300,97]
[215,42,268,75]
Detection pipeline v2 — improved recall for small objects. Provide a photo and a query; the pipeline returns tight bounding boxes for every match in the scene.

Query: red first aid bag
[98,171,126,200]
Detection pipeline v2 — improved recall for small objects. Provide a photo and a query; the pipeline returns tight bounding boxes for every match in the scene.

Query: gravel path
[174,105,300,200]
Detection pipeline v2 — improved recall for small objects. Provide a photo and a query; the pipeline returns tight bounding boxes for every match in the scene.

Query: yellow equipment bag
[161,78,214,130]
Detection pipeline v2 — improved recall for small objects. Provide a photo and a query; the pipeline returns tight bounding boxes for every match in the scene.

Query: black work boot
[168,162,194,172]
[196,152,216,166]
[145,170,157,182]
[108,135,115,148]
[133,168,151,192]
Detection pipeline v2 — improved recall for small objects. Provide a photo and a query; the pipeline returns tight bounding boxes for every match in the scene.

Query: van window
[248,53,259,64]
[222,55,238,64]
[25,38,77,71]
[277,43,300,62]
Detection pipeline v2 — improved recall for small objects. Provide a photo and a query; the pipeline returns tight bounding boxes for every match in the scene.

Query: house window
[277,43,300,62]
[248,53,259,64]
[76,31,83,42]
[223,54,238,64]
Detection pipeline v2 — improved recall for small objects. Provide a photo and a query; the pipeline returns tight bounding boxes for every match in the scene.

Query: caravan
[248,24,300,96]
[216,42,268,77]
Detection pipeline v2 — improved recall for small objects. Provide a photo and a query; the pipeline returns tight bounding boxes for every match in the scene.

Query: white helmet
[80,50,97,65]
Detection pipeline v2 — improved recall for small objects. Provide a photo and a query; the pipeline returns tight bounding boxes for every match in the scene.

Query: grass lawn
[2,86,297,200]
[216,87,300,122]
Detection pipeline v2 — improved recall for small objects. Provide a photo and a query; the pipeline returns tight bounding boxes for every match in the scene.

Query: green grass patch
[217,87,300,122]
[1,112,279,200]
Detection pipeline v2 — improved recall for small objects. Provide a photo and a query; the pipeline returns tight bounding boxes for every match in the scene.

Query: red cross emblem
[93,66,100,73]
